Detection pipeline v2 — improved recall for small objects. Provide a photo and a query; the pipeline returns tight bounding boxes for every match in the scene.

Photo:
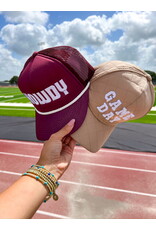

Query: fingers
[63,136,76,149]
[49,119,75,141]
[63,136,71,145]
[68,138,76,151]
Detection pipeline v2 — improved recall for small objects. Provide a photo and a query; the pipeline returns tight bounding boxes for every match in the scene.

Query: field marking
[0,108,34,111]
[146,114,156,116]
[0,96,14,98]
[151,106,156,111]
[0,91,20,95]
[0,96,26,102]
[1,169,156,198]
[0,103,33,107]
[1,151,156,174]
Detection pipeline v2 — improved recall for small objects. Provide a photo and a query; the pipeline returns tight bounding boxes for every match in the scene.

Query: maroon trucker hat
[18,46,94,140]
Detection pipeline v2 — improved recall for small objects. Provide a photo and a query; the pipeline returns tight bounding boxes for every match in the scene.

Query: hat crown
[18,46,94,114]
[17,46,94,141]
[89,61,155,126]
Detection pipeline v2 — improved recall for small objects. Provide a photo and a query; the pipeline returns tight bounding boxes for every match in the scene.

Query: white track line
[0,139,43,146]
[0,139,155,158]
[62,180,156,198]
[72,160,156,174]
[0,170,21,176]
[0,139,155,157]
[0,151,156,174]
[36,210,70,219]
[1,170,156,199]
[100,150,156,157]
[0,169,69,219]
[0,151,39,159]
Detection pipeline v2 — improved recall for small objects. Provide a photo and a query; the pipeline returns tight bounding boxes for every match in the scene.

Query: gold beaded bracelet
[22,165,60,202]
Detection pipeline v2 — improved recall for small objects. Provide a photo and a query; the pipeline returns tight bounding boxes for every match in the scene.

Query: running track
[0,139,156,219]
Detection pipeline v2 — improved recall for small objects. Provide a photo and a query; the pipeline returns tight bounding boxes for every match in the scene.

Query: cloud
[48,11,156,72]
[105,11,156,70]
[64,15,109,46]
[0,23,48,55]
[0,11,156,81]
[0,15,109,56]
[53,15,107,54]
[0,11,49,25]
[108,11,156,41]
[0,44,23,80]
[47,15,109,48]
[81,11,156,70]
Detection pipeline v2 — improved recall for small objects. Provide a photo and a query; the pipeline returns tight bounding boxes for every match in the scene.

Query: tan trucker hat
[71,60,155,152]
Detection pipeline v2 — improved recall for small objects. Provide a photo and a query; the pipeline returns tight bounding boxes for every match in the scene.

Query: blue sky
[0,11,156,81]
[46,11,115,25]
[42,11,123,42]
[0,12,115,29]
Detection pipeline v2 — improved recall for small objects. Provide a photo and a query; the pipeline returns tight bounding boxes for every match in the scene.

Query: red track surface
[0,139,156,219]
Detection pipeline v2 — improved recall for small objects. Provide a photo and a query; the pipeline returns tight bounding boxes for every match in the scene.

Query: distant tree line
[9,76,19,85]
[145,70,156,84]
[4,70,156,85]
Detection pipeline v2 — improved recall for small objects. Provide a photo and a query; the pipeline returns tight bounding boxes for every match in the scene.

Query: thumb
[49,119,75,141]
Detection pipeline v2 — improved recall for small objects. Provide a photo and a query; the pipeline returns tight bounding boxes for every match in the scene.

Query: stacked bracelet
[22,165,60,202]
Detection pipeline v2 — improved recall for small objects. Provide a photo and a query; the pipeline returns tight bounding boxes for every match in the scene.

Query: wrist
[22,165,60,202]
[35,162,62,180]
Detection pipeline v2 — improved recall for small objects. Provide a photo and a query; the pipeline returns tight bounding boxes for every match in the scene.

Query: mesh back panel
[38,46,94,86]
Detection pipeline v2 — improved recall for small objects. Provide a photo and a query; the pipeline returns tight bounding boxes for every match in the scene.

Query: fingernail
[67,119,75,127]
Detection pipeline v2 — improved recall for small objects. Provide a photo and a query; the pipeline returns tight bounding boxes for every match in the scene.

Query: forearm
[0,120,75,219]
[0,175,49,219]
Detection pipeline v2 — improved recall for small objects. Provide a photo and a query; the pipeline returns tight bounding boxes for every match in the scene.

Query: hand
[36,119,76,180]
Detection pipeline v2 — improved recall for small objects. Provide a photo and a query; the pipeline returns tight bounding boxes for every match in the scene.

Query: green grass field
[0,87,29,103]
[0,86,156,123]
[0,87,35,117]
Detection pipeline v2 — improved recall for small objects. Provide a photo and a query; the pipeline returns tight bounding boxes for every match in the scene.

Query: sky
[0,10,156,81]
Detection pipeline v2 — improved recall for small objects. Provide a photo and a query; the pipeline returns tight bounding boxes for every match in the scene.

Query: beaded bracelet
[26,169,58,199]
[22,165,60,202]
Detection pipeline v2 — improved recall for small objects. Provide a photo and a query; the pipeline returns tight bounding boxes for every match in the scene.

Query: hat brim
[71,107,116,153]
[36,89,89,141]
